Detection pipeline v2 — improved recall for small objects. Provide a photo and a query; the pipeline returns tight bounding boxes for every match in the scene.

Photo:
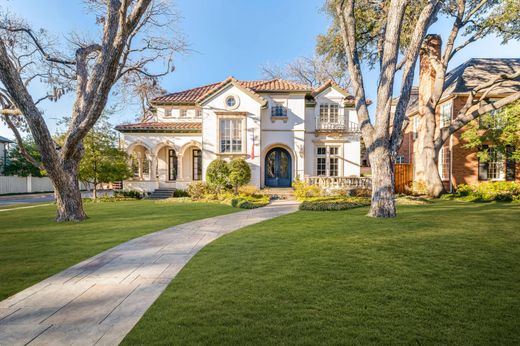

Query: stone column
[177,154,183,181]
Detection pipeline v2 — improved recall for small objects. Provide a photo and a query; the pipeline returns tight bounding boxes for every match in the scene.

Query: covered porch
[125,140,202,192]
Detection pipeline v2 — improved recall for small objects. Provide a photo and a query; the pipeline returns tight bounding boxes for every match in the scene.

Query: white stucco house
[115,77,361,192]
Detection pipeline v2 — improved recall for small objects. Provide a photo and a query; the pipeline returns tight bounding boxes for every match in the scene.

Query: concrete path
[0,200,299,346]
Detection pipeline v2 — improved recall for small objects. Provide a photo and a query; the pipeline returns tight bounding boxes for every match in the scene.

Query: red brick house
[397,58,520,192]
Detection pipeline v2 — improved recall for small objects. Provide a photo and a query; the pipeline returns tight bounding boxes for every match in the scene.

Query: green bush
[186,182,213,199]
[206,159,230,192]
[228,158,251,194]
[230,195,270,209]
[299,196,370,211]
[113,189,144,199]
[238,184,262,196]
[293,178,321,200]
[453,182,520,202]
[172,189,190,198]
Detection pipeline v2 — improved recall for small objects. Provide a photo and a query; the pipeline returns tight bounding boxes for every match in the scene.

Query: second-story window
[440,102,452,128]
[320,103,340,123]
[219,118,243,153]
[180,109,187,118]
[164,108,172,117]
[196,109,202,118]
[271,103,287,117]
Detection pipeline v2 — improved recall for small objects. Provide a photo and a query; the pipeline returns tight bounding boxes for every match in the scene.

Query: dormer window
[320,103,339,123]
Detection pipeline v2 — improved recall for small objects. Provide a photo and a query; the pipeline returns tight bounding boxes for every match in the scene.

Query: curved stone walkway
[0,200,299,346]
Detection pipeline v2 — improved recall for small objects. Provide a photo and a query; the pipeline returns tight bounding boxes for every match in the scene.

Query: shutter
[506,145,516,181]
[478,145,489,181]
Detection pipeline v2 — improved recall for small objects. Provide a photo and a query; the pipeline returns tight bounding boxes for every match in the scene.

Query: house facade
[0,136,13,175]
[397,58,520,192]
[116,77,361,191]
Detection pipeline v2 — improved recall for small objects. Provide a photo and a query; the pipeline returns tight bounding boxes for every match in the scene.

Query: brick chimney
[418,34,442,111]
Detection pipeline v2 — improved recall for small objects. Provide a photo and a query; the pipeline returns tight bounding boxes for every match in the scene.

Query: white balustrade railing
[305,176,372,190]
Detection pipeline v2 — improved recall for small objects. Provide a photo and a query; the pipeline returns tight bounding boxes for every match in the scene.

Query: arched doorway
[265,147,292,187]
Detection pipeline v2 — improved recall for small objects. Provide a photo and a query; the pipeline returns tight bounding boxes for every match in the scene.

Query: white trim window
[440,102,452,128]
[219,118,243,153]
[396,155,405,164]
[488,148,505,180]
[319,103,340,124]
[438,146,450,180]
[316,146,340,176]
[180,109,187,118]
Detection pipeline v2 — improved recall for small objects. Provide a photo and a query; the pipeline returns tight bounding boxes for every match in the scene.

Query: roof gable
[196,76,268,107]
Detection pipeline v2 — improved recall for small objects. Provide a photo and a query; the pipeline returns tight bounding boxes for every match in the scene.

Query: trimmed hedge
[230,195,270,209]
[299,197,370,211]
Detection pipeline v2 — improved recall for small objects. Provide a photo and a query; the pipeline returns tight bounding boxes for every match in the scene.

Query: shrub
[113,189,144,199]
[206,159,230,192]
[230,195,270,209]
[299,196,370,211]
[293,178,321,200]
[228,158,251,194]
[407,181,428,196]
[238,184,262,196]
[452,182,520,202]
[186,181,212,199]
[172,189,190,198]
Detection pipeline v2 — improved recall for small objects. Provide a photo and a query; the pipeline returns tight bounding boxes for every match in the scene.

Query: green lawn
[0,200,237,300]
[123,201,520,345]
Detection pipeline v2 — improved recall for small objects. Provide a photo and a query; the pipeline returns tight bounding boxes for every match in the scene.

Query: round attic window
[225,95,239,109]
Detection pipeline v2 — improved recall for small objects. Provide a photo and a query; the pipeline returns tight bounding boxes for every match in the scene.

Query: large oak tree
[0,0,183,221]
[327,0,519,216]
[332,0,441,217]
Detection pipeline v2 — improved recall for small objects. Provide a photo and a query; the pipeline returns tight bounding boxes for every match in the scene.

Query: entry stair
[148,188,176,200]
[261,187,296,200]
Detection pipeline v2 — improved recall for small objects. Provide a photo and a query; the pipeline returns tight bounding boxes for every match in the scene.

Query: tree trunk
[368,146,396,218]
[413,115,445,197]
[50,159,86,222]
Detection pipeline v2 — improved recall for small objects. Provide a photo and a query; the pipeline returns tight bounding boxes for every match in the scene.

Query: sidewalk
[0,200,299,346]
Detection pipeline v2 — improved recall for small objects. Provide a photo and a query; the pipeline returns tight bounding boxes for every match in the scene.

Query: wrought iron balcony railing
[271,105,287,117]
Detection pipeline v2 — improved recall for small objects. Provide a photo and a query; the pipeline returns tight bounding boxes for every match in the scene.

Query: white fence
[0,176,54,195]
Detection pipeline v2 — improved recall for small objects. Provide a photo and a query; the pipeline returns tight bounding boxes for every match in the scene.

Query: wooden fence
[394,164,413,194]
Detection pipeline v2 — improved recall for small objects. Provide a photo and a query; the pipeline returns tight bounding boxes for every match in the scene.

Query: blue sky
[1,0,519,139]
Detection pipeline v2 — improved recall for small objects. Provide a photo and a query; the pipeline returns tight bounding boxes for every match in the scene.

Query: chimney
[418,34,442,112]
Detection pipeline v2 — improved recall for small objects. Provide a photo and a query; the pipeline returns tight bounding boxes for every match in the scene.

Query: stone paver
[0,200,298,346]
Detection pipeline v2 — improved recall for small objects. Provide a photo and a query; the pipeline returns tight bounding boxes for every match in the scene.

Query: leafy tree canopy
[4,137,45,177]
[462,101,520,161]
[318,0,520,68]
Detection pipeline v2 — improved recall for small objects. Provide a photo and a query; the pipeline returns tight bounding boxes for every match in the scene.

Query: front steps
[148,188,176,200]
[261,187,296,200]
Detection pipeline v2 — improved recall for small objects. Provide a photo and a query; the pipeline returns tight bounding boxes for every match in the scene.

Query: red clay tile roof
[152,78,314,104]
[115,122,202,132]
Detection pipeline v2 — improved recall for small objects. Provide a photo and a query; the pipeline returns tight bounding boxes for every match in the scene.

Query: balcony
[316,117,360,133]
[271,105,288,122]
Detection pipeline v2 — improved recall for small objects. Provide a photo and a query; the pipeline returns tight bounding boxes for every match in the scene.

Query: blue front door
[265,148,292,187]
